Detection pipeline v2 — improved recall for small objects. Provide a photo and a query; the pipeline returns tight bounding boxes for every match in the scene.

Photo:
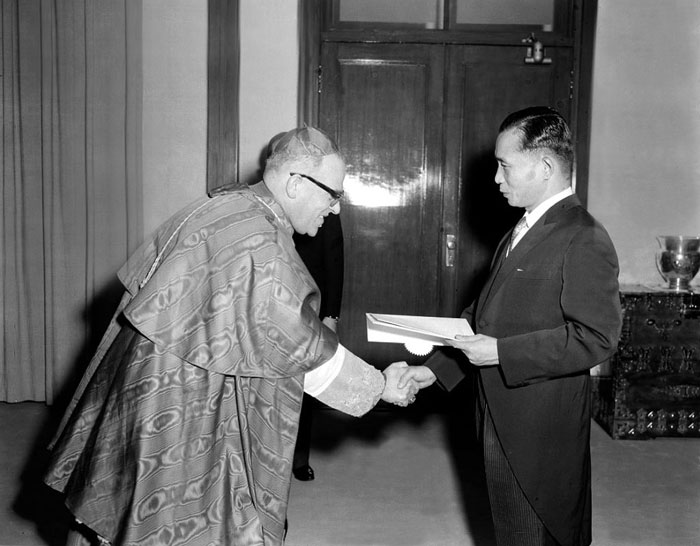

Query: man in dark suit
[399,107,622,546]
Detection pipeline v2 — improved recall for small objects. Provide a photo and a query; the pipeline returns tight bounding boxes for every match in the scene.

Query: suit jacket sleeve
[497,223,621,386]
[424,305,475,392]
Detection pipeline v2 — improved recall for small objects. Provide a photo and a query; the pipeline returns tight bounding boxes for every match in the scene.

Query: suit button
[478,320,487,328]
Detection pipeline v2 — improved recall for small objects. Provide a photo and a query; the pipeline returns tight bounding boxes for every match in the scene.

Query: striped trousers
[483,408,559,546]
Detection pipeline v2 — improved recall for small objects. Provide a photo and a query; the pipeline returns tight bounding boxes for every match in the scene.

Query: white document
[366,313,473,346]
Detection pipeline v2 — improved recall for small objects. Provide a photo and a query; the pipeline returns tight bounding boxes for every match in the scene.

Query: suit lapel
[478,195,580,312]
[479,232,511,306]
[488,220,555,297]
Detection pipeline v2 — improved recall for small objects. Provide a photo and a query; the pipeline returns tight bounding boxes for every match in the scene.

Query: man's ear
[541,154,554,179]
[286,174,300,199]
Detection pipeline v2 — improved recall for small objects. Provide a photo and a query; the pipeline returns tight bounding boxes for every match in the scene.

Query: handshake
[377,333,497,406]
[379,362,437,407]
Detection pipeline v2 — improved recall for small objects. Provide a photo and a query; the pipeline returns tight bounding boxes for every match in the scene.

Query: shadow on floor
[308,382,496,545]
[10,404,72,546]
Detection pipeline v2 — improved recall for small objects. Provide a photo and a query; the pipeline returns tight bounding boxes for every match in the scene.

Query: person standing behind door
[292,212,344,481]
[399,106,622,546]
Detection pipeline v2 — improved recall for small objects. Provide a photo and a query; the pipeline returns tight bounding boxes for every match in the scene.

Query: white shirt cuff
[304,344,345,397]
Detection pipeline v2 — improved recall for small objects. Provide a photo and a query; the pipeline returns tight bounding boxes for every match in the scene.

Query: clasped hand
[444,334,499,366]
[381,362,419,407]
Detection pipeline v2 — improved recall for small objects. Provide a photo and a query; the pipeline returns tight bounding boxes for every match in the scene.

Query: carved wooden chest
[592,287,700,439]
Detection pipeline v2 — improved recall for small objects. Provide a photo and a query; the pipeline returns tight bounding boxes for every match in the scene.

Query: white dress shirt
[510,187,575,251]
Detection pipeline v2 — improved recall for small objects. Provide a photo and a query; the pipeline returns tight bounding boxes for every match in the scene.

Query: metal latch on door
[522,33,552,65]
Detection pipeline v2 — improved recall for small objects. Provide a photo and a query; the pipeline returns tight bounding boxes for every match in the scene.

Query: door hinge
[317,65,322,94]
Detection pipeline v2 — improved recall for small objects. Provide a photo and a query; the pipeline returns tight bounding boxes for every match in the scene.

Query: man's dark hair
[499,106,574,173]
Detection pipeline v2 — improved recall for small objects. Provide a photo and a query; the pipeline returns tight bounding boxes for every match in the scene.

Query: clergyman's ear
[286,173,299,199]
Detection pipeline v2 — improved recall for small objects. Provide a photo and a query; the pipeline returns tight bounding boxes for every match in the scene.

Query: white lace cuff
[306,344,385,417]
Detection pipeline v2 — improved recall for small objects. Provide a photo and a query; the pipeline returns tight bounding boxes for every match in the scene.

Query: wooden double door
[318,42,574,366]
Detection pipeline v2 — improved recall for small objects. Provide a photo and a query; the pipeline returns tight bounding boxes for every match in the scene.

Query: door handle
[445,233,456,267]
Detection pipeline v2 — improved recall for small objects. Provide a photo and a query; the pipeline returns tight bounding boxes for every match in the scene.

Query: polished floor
[1,400,699,546]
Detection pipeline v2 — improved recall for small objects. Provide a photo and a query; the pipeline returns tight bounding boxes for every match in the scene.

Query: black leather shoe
[293,464,315,481]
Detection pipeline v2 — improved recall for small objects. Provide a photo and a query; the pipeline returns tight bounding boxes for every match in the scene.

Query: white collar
[524,186,574,228]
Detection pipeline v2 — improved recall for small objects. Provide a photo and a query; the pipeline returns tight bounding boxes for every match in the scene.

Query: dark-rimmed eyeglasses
[290,172,344,206]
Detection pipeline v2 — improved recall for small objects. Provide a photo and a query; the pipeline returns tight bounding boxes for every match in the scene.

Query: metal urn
[656,235,700,291]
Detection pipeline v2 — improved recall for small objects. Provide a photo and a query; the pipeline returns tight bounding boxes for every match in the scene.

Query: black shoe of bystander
[292,464,315,481]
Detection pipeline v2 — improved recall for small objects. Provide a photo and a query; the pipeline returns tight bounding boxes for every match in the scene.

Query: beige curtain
[1,0,142,403]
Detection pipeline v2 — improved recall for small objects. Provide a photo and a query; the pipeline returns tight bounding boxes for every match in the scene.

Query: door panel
[444,44,573,309]
[319,43,447,365]
[318,41,573,365]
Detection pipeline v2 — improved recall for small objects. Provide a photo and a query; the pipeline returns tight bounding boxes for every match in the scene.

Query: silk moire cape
[45,183,378,545]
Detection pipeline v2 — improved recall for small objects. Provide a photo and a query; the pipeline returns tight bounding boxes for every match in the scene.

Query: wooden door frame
[299,0,323,126]
[207,0,240,193]
[571,0,598,206]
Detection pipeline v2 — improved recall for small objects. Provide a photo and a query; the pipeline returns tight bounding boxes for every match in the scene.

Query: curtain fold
[1,0,142,403]
[2,0,47,400]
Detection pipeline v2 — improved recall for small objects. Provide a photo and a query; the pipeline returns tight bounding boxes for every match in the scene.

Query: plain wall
[141,0,207,238]
[588,0,700,287]
[238,0,299,183]
[139,1,297,238]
